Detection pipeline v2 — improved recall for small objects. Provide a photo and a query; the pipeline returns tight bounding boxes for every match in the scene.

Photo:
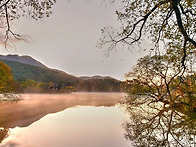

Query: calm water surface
[0,93,131,147]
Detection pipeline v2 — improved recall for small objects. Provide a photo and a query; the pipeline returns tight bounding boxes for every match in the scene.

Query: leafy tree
[76,78,122,92]
[172,74,196,111]
[125,55,196,111]
[21,79,37,89]
[0,62,15,93]
[100,0,196,67]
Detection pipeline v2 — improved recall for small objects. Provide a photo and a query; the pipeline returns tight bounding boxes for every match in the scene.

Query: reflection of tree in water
[122,100,196,147]
[0,128,9,143]
[0,98,21,144]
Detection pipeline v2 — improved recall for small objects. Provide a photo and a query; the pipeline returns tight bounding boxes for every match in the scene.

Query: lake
[0,93,131,147]
[0,93,195,147]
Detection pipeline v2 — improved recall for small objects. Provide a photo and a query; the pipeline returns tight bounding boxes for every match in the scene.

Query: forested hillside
[0,57,123,93]
[0,59,77,84]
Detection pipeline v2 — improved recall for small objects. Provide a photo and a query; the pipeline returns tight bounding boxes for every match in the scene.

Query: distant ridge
[0,55,78,84]
[0,54,123,92]
[79,75,116,80]
[0,54,47,68]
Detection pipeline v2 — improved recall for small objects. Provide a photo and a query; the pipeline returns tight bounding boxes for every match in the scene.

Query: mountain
[0,54,47,68]
[0,57,78,84]
[79,75,116,80]
[0,54,123,92]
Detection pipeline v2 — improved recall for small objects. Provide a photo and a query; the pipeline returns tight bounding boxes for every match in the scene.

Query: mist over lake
[0,92,131,147]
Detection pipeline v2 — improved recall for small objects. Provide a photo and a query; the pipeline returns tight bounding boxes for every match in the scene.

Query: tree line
[0,62,123,93]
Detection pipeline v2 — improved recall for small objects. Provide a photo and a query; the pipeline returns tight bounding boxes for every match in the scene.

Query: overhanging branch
[118,0,169,45]
[172,3,196,47]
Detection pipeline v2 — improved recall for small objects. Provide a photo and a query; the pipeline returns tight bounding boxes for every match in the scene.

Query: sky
[0,0,146,80]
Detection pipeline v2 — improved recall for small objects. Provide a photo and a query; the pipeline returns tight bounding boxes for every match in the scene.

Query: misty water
[0,93,131,147]
[0,93,195,147]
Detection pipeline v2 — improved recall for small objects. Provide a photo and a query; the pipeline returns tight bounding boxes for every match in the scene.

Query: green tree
[0,62,15,93]
[21,79,37,88]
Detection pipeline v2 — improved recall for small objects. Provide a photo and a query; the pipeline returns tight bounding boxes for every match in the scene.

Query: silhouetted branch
[179,4,196,16]
[0,0,56,47]
[172,2,196,47]
[4,4,25,48]
[100,0,196,65]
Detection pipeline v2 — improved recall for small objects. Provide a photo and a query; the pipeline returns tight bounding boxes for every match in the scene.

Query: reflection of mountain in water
[122,100,196,147]
[0,93,124,143]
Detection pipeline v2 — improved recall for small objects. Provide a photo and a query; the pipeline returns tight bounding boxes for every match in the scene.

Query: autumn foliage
[0,62,15,93]
[172,74,196,111]
[125,55,196,112]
